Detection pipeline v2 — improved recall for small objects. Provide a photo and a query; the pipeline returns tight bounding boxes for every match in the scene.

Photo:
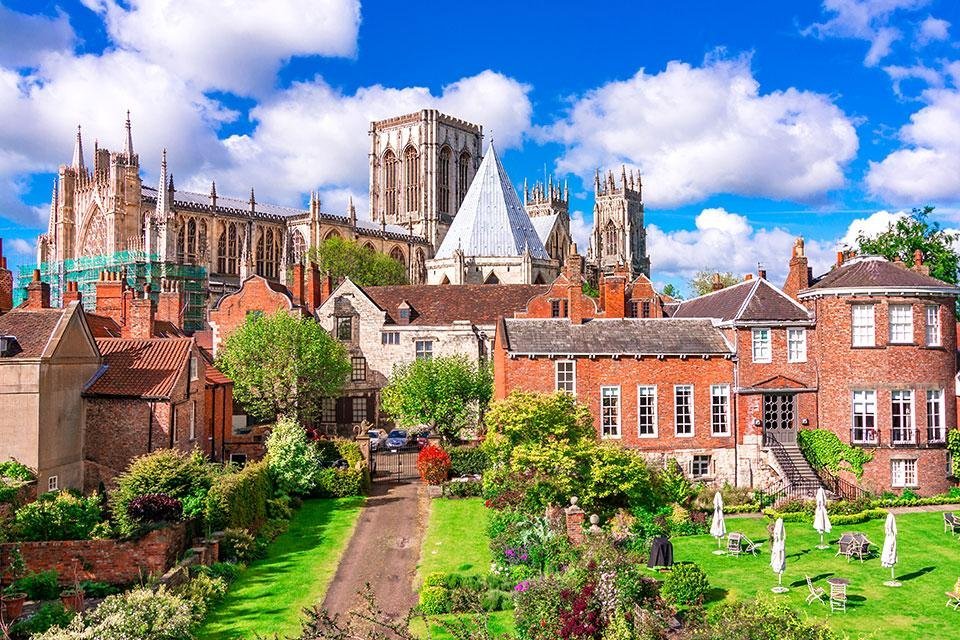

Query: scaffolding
[15,251,209,331]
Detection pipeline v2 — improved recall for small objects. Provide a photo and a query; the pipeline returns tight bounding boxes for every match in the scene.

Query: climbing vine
[797,429,873,479]
[948,430,960,478]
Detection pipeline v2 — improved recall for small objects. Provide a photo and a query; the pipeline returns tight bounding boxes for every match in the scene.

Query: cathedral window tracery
[438,146,451,214]
[404,146,419,213]
[186,218,197,262]
[457,151,470,209]
[604,221,620,256]
[255,227,280,279]
[389,246,405,267]
[217,222,240,275]
[290,229,306,264]
[383,150,398,218]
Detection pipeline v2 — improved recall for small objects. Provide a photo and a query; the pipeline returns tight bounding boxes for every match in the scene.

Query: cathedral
[33,109,649,327]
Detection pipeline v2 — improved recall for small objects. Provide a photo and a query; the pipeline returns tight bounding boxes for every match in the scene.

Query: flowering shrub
[265,417,323,496]
[417,444,451,485]
[127,494,183,524]
[218,528,258,564]
[661,562,709,606]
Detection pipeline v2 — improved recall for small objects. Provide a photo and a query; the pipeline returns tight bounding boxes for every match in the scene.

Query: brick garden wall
[0,522,189,586]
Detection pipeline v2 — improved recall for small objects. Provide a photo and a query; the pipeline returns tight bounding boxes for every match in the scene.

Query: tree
[689,271,739,296]
[306,236,407,286]
[215,311,350,422]
[265,417,323,496]
[660,283,683,300]
[380,356,492,442]
[484,390,594,449]
[855,206,959,284]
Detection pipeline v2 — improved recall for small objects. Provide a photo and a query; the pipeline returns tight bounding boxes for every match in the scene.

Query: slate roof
[434,145,550,260]
[361,284,548,326]
[501,318,733,355]
[804,255,960,293]
[86,338,193,399]
[0,307,70,358]
[672,279,810,323]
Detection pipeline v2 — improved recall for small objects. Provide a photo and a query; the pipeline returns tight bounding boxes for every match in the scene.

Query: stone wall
[0,522,189,586]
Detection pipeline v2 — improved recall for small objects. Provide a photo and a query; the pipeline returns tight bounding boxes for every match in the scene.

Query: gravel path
[321,481,427,620]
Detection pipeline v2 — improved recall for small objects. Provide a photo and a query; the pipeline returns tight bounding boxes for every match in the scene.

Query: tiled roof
[502,318,733,355]
[434,145,550,260]
[361,284,548,326]
[86,338,193,399]
[672,279,810,323]
[0,307,71,358]
[805,256,959,292]
[205,364,232,386]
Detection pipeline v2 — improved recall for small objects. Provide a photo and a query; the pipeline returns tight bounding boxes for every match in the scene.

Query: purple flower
[514,580,531,592]
[505,548,516,558]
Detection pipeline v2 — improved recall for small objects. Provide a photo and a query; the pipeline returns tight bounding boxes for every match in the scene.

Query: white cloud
[838,209,907,246]
[866,88,960,203]
[82,0,361,96]
[209,70,533,212]
[917,15,950,44]
[569,210,591,253]
[803,0,931,67]
[540,56,858,209]
[0,6,74,68]
[7,238,35,256]
[883,63,943,97]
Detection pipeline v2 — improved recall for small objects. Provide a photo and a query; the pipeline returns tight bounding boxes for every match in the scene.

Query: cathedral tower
[590,166,649,278]
[368,109,482,249]
[524,176,572,266]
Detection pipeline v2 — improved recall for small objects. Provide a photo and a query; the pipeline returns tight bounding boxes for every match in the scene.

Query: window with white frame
[189,401,196,441]
[926,305,942,347]
[891,390,914,443]
[891,458,917,487]
[787,328,807,363]
[710,385,730,436]
[889,304,913,344]
[601,386,621,438]
[691,454,712,478]
[190,355,199,381]
[675,385,694,436]
[555,360,576,394]
[415,340,433,360]
[351,397,367,423]
[927,389,945,442]
[851,304,875,347]
[47,475,58,491]
[637,385,657,437]
[751,329,771,363]
[851,390,877,443]
[381,331,400,345]
[351,356,367,382]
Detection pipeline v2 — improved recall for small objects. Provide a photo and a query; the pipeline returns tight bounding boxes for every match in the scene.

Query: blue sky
[2,0,960,291]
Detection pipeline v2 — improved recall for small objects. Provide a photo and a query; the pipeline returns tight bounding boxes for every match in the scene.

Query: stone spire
[124,110,134,159]
[156,149,170,218]
[249,187,256,213]
[47,179,58,236]
[72,125,84,170]
[209,180,217,208]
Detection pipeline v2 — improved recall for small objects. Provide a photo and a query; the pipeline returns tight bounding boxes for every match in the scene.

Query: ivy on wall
[947,430,960,478]
[797,429,874,479]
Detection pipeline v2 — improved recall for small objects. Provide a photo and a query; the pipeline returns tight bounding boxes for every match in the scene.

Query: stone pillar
[588,514,602,536]
[564,496,585,545]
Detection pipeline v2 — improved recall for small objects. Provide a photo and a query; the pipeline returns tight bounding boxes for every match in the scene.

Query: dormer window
[0,336,21,357]
[398,301,414,325]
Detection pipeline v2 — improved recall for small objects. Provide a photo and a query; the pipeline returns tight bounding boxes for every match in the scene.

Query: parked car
[384,429,411,449]
[416,430,432,448]
[367,429,388,451]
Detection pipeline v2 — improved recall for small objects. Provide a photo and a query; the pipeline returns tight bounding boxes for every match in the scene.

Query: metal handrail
[767,435,803,483]
[850,427,880,446]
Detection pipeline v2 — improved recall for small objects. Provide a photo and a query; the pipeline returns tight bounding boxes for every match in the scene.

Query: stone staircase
[768,440,828,501]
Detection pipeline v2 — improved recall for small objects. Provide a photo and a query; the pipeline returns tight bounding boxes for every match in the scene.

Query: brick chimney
[95,271,126,325]
[602,272,627,319]
[24,269,51,309]
[782,237,810,300]
[757,265,767,280]
[301,262,322,314]
[122,284,155,340]
[0,239,13,314]
[157,279,185,330]
[321,272,333,304]
[912,249,930,275]
[563,243,584,280]
[62,281,82,306]
[290,263,305,307]
[711,273,725,291]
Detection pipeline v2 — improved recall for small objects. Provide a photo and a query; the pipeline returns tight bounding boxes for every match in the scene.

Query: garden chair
[836,532,855,559]
[829,582,847,613]
[948,579,960,610]
[849,534,873,563]
[805,575,826,605]
[945,513,960,536]
[741,534,761,556]
[726,532,743,557]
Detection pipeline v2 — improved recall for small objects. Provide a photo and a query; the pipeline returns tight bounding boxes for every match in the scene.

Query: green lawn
[197,497,364,640]
[672,510,960,639]
[417,497,493,583]
[409,610,516,639]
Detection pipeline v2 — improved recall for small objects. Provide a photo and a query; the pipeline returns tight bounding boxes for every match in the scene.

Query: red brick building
[496,243,960,495]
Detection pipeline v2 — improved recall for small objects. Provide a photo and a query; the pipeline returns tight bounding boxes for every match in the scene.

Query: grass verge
[417,497,492,583]
[197,497,364,640]
[409,610,516,639]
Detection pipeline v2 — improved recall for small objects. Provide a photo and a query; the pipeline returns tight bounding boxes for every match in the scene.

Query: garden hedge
[448,445,490,476]
[204,461,272,531]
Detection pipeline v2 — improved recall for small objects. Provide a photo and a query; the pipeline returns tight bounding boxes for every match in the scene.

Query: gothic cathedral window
[186,218,197,263]
[383,150,398,218]
[604,221,619,256]
[255,228,280,279]
[404,146,419,213]
[217,222,240,275]
[437,146,451,214]
[176,224,185,262]
[389,246,405,267]
[457,151,471,209]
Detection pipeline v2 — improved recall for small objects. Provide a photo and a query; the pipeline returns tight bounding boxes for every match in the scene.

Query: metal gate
[371,443,421,483]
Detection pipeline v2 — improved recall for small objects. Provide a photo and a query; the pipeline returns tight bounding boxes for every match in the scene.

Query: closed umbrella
[710,491,726,554]
[881,512,901,587]
[770,517,788,593]
[813,487,832,549]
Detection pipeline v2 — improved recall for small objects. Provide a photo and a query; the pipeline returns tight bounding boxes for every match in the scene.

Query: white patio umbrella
[710,491,726,554]
[813,487,832,549]
[770,517,788,593]
[881,512,901,587]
